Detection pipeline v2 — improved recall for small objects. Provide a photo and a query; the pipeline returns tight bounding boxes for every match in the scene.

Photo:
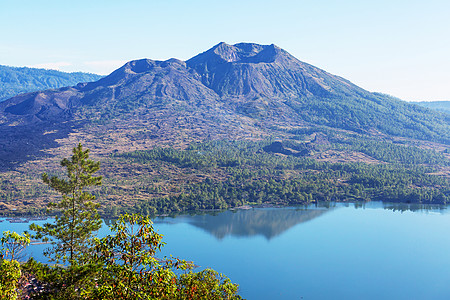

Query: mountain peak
[188,42,283,66]
[186,42,340,98]
[211,42,241,62]
[1,42,448,149]
[81,58,188,91]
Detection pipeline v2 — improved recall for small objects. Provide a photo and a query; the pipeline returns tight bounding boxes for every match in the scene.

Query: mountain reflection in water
[154,207,331,240]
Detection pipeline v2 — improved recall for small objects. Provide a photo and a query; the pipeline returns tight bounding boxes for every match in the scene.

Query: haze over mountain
[414,101,450,115]
[0,42,448,168]
[0,65,103,102]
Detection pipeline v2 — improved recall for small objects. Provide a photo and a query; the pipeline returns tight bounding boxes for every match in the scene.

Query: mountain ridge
[0,42,448,170]
[414,100,450,114]
[0,65,103,102]
[0,42,449,214]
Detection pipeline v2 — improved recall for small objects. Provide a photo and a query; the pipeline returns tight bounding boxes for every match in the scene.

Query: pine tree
[30,143,102,267]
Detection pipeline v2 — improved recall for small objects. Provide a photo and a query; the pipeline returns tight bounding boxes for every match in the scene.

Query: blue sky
[1,0,449,101]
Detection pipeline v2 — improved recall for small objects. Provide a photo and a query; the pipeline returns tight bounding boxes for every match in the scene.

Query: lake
[2,202,450,299]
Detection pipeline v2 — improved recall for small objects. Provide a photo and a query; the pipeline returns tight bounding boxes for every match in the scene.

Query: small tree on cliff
[30,143,102,267]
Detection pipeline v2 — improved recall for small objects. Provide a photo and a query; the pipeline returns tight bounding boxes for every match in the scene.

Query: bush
[0,259,21,300]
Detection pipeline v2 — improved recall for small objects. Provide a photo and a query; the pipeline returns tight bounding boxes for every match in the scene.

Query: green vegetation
[18,213,241,299]
[0,124,448,217]
[2,144,241,299]
[286,94,450,144]
[414,100,450,115]
[0,232,30,299]
[107,138,449,216]
[1,231,30,261]
[0,259,21,300]
[30,143,102,267]
[90,213,240,300]
[0,65,102,101]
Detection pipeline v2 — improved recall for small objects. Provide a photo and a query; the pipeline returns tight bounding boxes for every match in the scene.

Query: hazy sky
[1,0,449,101]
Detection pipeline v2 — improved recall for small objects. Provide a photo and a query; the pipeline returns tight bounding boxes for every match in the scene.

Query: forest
[104,136,449,216]
[0,124,448,218]
[0,65,102,102]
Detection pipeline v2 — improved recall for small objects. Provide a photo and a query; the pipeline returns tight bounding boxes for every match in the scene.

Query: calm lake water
[2,202,450,300]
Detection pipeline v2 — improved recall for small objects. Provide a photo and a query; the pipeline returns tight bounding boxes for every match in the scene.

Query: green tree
[30,143,102,267]
[178,269,241,300]
[22,144,241,299]
[0,259,21,300]
[90,213,189,299]
[1,231,30,261]
[88,213,241,299]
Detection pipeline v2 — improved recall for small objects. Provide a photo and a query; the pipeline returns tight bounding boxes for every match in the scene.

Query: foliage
[20,258,64,299]
[88,213,241,299]
[326,135,450,166]
[1,231,30,261]
[90,213,173,299]
[0,259,21,300]
[0,64,102,102]
[21,214,242,299]
[29,143,102,267]
[22,144,241,299]
[286,94,450,144]
[414,101,450,115]
[111,139,449,216]
[19,257,99,299]
[178,269,241,300]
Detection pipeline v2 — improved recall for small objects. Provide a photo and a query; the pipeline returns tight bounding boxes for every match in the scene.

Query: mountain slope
[0,42,448,170]
[0,42,449,213]
[0,65,103,102]
[187,43,450,143]
[414,101,450,114]
[187,42,367,99]
[1,42,448,143]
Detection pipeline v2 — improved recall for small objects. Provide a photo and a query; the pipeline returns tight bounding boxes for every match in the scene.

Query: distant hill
[0,65,103,102]
[413,101,450,114]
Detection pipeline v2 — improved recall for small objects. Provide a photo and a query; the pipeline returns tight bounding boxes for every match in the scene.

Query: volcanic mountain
[0,42,448,167]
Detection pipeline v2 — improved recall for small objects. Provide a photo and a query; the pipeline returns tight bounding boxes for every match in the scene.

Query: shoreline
[0,200,448,221]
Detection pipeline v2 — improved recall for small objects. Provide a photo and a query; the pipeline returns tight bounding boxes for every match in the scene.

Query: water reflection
[152,202,450,240]
[155,207,331,240]
[381,202,448,213]
[347,201,449,213]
